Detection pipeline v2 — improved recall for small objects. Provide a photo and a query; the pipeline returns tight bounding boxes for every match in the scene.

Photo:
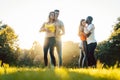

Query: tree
[30,41,43,66]
[0,24,19,65]
[62,41,80,67]
[96,17,120,67]
[109,17,120,48]
[17,41,43,67]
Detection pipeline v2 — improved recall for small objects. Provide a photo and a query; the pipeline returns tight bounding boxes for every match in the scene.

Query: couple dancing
[78,16,97,68]
[39,10,65,68]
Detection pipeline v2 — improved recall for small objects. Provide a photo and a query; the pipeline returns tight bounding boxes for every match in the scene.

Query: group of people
[39,10,65,67]
[39,9,97,68]
[78,16,97,68]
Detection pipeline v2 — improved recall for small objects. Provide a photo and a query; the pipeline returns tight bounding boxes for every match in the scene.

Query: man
[86,16,97,67]
[54,9,65,67]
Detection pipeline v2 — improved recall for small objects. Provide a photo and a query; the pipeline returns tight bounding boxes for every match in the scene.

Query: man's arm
[61,25,65,35]
[85,24,94,37]
[86,32,91,37]
[60,21,65,35]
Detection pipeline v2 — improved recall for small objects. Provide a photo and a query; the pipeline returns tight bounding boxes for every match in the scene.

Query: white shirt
[86,24,96,44]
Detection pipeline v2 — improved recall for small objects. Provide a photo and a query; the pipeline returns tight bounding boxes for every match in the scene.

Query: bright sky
[0,0,120,49]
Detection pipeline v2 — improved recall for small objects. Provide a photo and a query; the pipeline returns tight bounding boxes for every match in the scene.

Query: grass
[0,67,120,80]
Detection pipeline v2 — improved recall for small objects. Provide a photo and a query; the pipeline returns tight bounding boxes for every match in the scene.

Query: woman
[78,19,88,68]
[40,11,56,67]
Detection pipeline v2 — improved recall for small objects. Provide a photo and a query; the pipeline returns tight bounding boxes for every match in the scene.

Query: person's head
[86,16,93,24]
[80,19,86,27]
[54,9,59,20]
[48,11,55,22]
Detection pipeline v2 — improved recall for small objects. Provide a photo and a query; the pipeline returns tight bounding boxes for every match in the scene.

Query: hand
[45,28,52,33]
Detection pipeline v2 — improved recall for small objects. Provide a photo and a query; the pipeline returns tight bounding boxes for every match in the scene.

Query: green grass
[0,67,120,80]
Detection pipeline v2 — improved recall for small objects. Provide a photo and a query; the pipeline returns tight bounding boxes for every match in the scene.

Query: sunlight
[18,32,45,49]
[0,0,119,49]
[37,32,45,47]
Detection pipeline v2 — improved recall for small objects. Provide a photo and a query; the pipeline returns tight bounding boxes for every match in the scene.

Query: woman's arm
[39,23,45,32]
[39,23,50,32]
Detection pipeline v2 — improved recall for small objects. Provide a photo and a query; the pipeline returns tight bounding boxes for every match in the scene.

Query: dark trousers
[87,42,97,66]
[44,37,56,66]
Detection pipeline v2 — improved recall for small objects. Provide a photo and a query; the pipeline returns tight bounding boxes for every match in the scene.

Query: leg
[56,40,62,67]
[78,49,83,68]
[87,42,97,67]
[43,38,49,66]
[49,37,56,66]
[90,42,97,66]
[82,41,88,68]
[81,51,85,68]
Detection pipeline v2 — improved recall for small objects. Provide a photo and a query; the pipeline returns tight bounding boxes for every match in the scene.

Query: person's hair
[54,9,59,12]
[80,19,85,26]
[48,11,55,22]
[79,19,85,32]
[86,16,93,24]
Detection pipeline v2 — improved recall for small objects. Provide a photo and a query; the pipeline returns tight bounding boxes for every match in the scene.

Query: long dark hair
[48,11,55,22]
[80,19,85,26]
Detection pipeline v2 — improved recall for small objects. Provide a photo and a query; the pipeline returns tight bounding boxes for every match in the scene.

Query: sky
[0,0,120,49]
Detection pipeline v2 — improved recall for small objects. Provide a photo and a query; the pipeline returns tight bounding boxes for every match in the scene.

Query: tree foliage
[96,17,120,67]
[17,41,43,67]
[0,24,18,65]
[62,41,80,67]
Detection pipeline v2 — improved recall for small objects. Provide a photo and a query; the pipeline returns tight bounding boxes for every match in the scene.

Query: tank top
[79,32,87,41]
[44,23,55,33]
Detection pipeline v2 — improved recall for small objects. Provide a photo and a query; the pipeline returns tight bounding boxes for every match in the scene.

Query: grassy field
[0,67,120,80]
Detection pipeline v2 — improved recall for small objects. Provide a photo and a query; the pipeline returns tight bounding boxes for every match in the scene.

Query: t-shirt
[55,19,64,40]
[87,24,96,44]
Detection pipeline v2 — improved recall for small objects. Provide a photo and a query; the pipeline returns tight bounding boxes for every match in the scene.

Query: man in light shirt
[54,9,65,67]
[86,16,97,67]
